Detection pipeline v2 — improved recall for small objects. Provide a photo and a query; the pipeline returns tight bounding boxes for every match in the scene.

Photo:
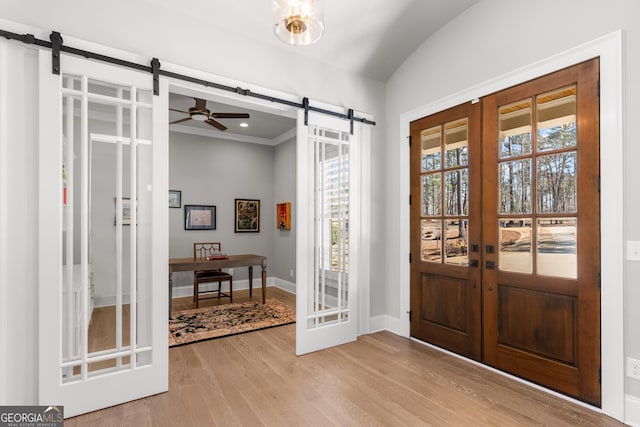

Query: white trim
[625,395,640,427]
[369,315,403,335]
[398,31,624,420]
[359,124,372,335]
[0,37,8,404]
[170,124,295,146]
[169,277,296,300]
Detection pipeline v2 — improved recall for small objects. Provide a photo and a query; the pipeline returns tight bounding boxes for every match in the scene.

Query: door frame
[163,77,372,342]
[399,31,623,419]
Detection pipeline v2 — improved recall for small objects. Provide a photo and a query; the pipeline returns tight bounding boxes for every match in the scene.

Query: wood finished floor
[68,287,622,426]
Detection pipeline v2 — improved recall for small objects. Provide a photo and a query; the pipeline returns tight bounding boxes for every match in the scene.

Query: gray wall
[272,138,296,282]
[168,131,296,289]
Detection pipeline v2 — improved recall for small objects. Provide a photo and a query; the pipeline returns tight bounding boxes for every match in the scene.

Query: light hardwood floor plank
[68,287,622,426]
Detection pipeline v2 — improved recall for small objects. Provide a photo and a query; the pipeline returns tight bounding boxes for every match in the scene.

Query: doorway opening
[165,83,298,322]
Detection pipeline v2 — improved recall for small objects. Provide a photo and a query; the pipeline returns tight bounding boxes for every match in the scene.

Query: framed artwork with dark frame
[114,197,135,226]
[184,205,216,230]
[169,190,181,208]
[235,199,260,233]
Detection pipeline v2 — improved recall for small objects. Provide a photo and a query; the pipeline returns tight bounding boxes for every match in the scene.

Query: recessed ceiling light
[239,122,249,128]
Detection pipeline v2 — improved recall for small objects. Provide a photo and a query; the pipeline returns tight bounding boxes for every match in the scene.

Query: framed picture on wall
[235,199,260,233]
[114,197,135,226]
[277,202,291,230]
[169,190,181,208]
[185,205,216,230]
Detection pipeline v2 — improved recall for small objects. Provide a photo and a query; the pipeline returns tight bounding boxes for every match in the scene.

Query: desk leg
[169,272,173,320]
[248,266,253,299]
[261,261,266,304]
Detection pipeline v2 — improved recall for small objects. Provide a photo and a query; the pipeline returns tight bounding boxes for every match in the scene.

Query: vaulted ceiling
[1,0,479,141]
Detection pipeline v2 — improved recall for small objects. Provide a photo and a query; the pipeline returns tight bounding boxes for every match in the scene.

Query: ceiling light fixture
[273,0,324,46]
[240,122,249,128]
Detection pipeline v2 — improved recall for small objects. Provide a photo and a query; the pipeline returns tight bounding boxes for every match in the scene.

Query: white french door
[296,111,362,355]
[38,50,169,417]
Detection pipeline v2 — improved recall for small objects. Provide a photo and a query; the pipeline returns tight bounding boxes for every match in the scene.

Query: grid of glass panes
[497,86,578,278]
[420,118,469,266]
[61,73,154,383]
[311,126,350,327]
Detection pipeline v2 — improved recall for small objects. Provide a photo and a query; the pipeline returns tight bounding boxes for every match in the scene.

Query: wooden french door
[410,102,482,360]
[410,58,601,405]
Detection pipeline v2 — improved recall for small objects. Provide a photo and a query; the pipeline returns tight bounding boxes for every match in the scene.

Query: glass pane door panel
[499,159,532,214]
[311,127,350,328]
[444,118,468,168]
[537,218,577,278]
[61,73,153,382]
[536,86,577,152]
[421,219,442,262]
[499,218,532,273]
[499,100,532,158]
[445,219,468,266]
[536,152,577,214]
[444,169,468,216]
[421,173,442,216]
[421,125,442,172]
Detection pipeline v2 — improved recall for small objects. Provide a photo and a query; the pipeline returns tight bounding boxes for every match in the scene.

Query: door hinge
[409,253,412,263]
[598,176,601,192]
[408,310,413,321]
[598,368,601,384]
[409,194,412,205]
[597,79,601,97]
[408,135,412,147]
[598,272,601,288]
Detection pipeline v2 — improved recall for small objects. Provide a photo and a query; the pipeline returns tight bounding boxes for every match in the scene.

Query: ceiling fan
[169,98,250,131]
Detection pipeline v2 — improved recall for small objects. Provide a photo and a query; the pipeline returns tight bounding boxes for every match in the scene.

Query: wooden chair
[193,242,233,308]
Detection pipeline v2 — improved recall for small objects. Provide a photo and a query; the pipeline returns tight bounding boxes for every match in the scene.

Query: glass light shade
[191,113,208,121]
[273,0,324,45]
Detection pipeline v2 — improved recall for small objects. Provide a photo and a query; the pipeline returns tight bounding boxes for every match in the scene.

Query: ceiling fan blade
[210,113,250,119]
[169,117,192,125]
[169,108,190,114]
[194,98,207,111]
[205,118,227,131]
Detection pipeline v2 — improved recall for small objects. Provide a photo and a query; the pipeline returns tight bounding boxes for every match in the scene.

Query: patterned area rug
[169,298,296,347]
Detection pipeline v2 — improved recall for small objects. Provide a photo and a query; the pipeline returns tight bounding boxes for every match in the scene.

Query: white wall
[0,40,39,404]
[384,0,640,407]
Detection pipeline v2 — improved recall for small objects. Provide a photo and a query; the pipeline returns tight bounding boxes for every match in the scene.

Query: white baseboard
[271,277,296,294]
[94,295,130,308]
[626,395,640,426]
[172,276,296,299]
[94,276,296,306]
[369,314,404,335]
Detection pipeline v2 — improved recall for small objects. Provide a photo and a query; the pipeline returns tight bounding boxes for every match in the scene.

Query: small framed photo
[115,197,135,226]
[185,205,216,230]
[169,190,181,208]
[235,199,260,233]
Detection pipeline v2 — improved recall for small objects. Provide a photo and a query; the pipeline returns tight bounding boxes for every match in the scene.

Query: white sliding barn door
[296,111,362,355]
[38,50,169,417]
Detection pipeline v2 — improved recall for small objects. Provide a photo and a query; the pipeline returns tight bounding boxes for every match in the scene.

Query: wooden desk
[168,254,267,317]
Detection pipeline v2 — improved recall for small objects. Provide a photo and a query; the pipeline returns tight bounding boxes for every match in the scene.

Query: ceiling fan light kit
[169,98,250,131]
[273,0,324,46]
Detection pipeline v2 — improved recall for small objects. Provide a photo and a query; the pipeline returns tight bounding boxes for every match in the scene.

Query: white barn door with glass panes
[38,50,169,417]
[296,111,361,355]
